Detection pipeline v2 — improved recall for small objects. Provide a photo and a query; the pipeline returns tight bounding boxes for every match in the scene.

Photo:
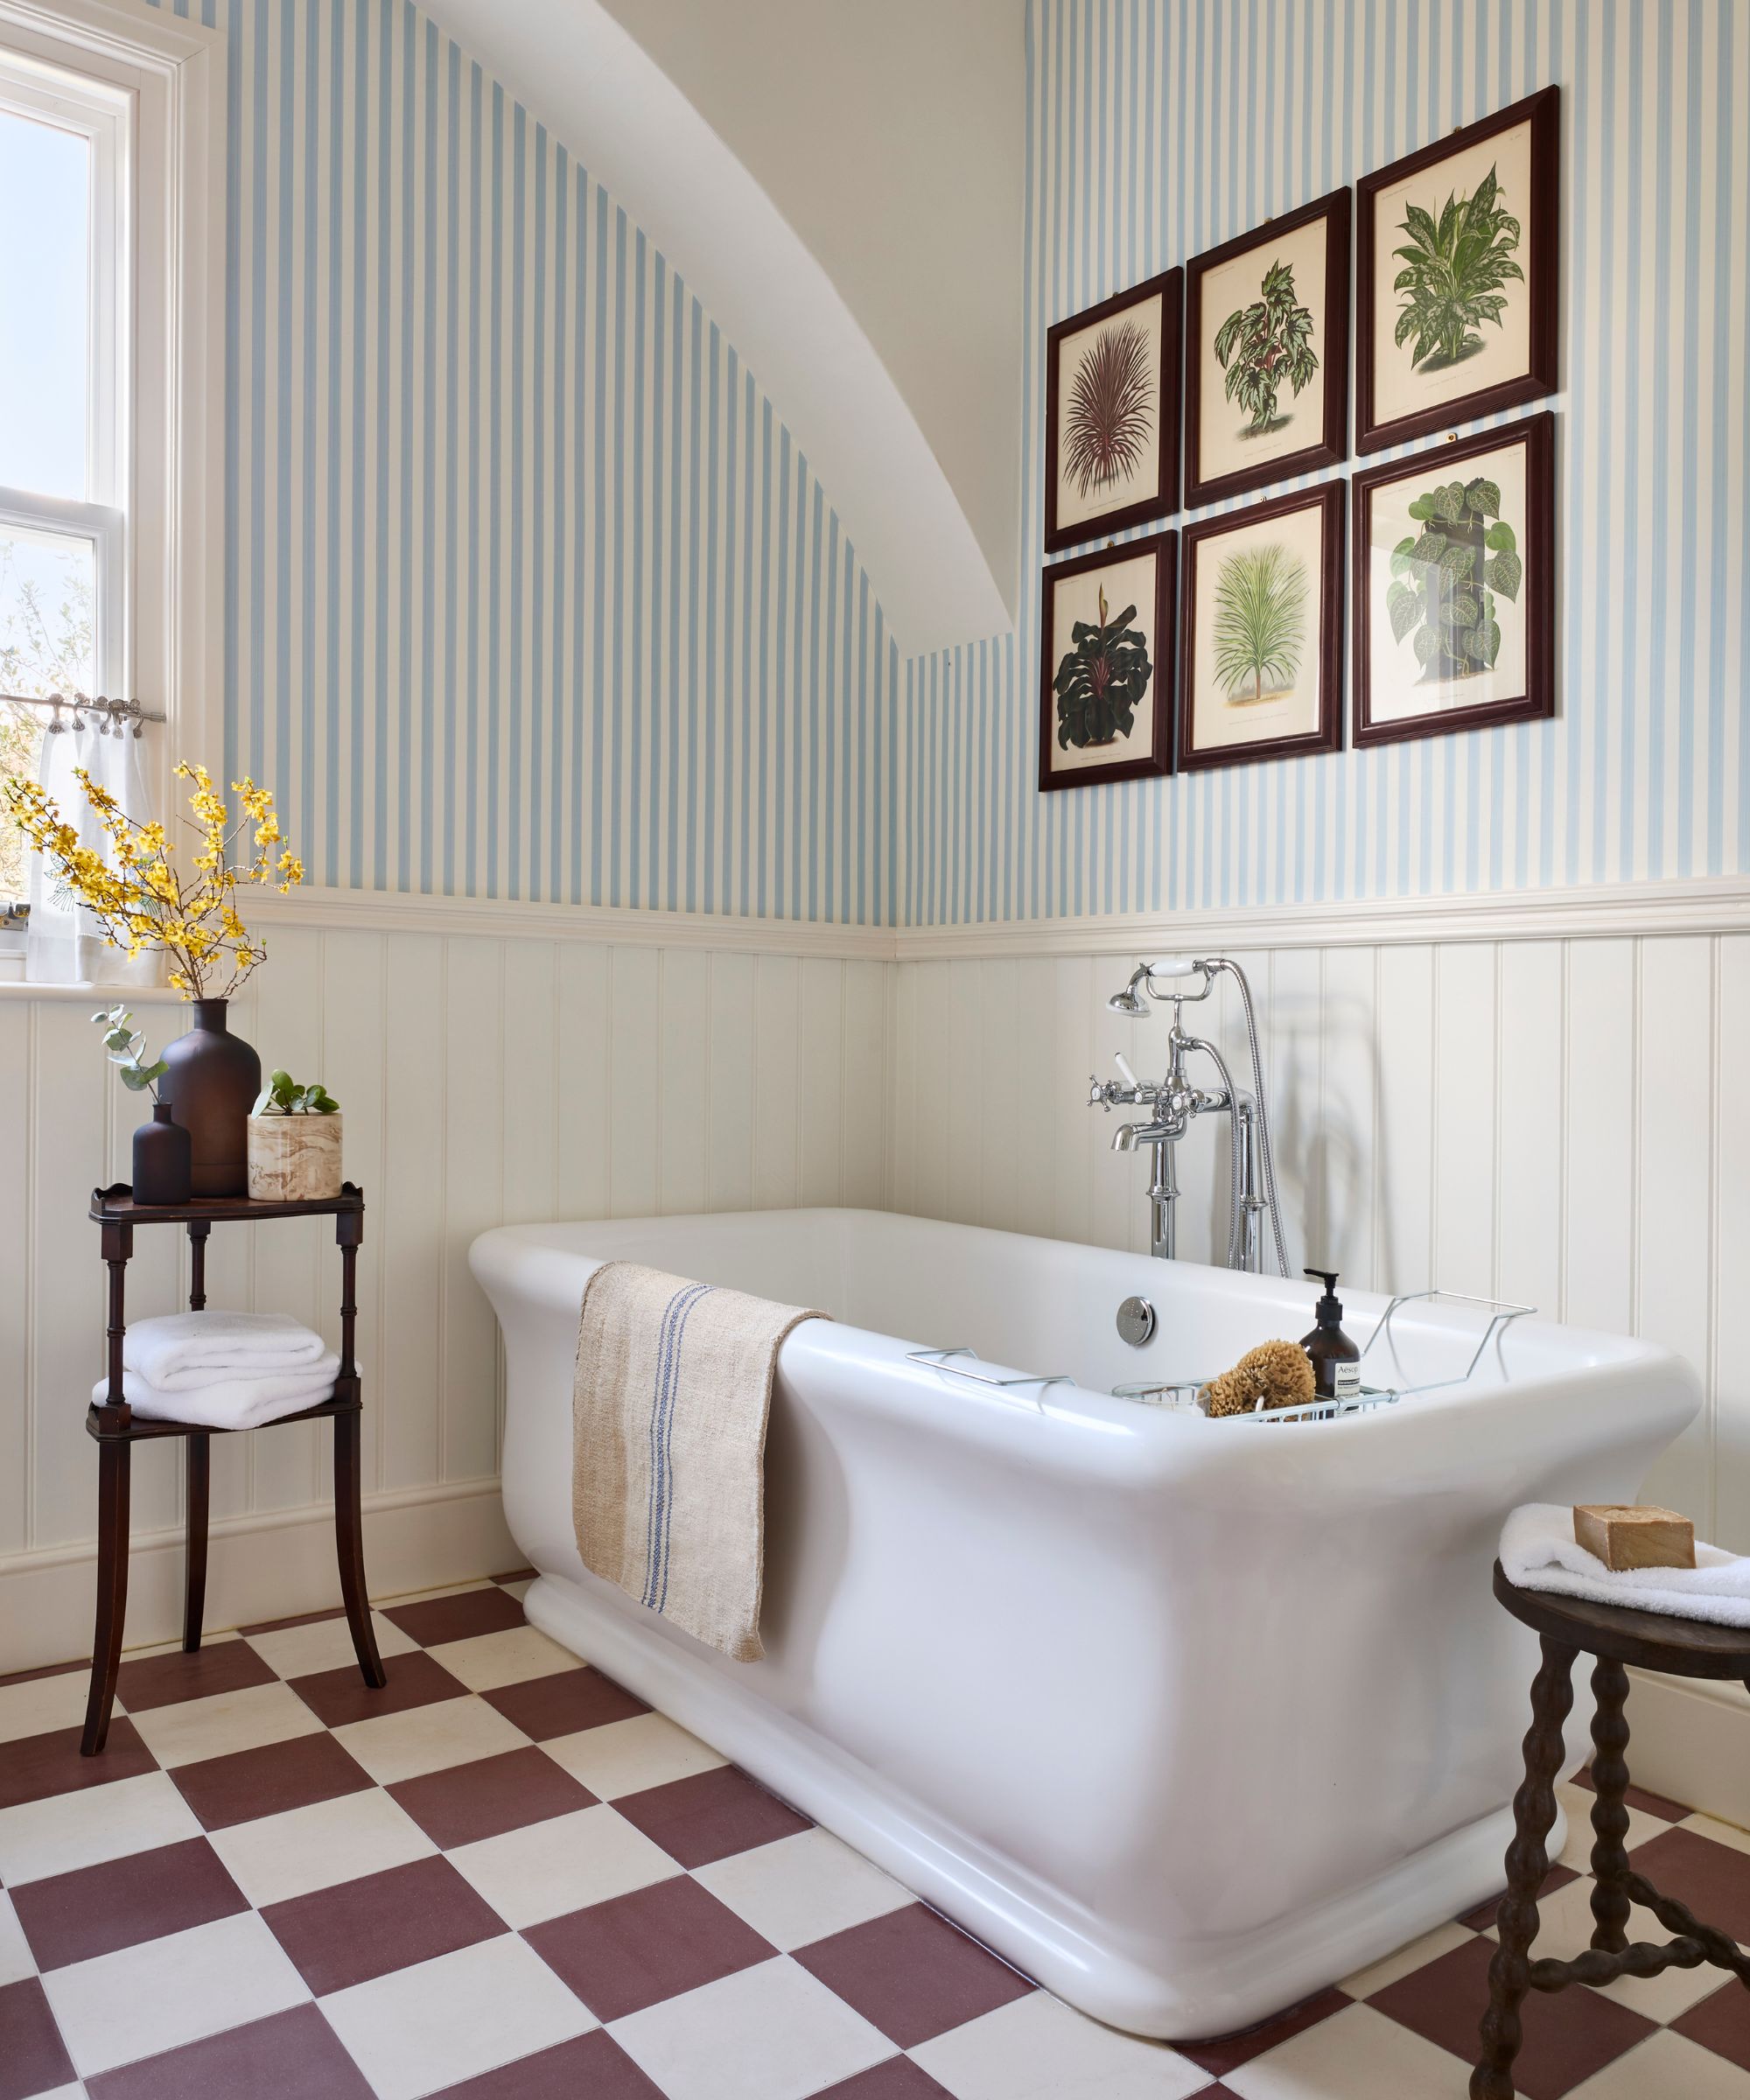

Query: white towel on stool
[93,1358,340,1431]
[1501,1502,1750,1628]
[123,1310,328,1390]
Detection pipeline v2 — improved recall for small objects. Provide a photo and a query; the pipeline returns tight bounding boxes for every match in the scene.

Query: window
[0,0,225,973]
[0,52,125,916]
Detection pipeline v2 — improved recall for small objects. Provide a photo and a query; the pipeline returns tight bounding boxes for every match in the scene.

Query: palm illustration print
[1212,545,1308,704]
[1213,261,1319,435]
[1062,320,1154,496]
[1393,165,1522,369]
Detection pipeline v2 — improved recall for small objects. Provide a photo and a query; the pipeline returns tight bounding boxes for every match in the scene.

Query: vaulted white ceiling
[420,0,1025,656]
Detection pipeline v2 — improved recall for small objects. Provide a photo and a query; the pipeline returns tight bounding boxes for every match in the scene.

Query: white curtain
[25,717,161,988]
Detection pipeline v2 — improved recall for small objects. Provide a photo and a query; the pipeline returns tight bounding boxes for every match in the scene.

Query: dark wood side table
[82,1179,387,1756]
[1473,1559,1750,2097]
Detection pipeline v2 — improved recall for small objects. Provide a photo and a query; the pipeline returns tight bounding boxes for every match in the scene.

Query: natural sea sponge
[1200,1340,1316,1418]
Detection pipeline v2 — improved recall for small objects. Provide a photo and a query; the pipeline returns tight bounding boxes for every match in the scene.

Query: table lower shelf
[85,1388,360,1443]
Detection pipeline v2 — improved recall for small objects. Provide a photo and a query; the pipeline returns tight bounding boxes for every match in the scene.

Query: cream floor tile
[693,1829,913,1951]
[0,1889,32,1986]
[41,1910,310,2080]
[242,1611,417,1682]
[541,1711,727,1799]
[332,1696,529,1786]
[208,1787,438,1907]
[372,1578,496,1608]
[0,1772,203,1886]
[1223,2001,1480,2100]
[608,1956,892,2100]
[0,1669,89,1744]
[912,1990,1210,2098]
[318,1932,596,2100]
[126,1680,324,1768]
[1564,2030,1750,2098]
[1496,1874,1732,2023]
[499,1578,534,1602]
[1340,1920,1478,1999]
[447,1802,680,1928]
[1556,1782,1669,1870]
[424,1624,579,1694]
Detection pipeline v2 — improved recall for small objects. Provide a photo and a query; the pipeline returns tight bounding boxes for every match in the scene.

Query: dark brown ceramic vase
[132,1102,192,1205]
[160,998,261,1197]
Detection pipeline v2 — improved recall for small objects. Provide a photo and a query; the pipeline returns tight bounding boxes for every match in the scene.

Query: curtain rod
[1,692,164,737]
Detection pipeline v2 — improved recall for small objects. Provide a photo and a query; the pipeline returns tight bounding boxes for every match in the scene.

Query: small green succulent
[252,1068,340,1116]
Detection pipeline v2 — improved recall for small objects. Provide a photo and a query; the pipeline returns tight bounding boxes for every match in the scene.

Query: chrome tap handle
[1114,1051,1142,1090]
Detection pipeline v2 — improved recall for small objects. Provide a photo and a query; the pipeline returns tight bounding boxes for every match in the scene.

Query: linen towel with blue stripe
[570,1260,826,1661]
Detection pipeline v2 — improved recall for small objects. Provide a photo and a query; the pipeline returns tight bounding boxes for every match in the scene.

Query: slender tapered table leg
[81,1437,132,1756]
[332,1404,384,1686]
[183,1433,211,1654]
[1471,1634,1577,2100]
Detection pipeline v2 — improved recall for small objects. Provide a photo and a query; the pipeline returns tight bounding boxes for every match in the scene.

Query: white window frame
[0,0,225,905]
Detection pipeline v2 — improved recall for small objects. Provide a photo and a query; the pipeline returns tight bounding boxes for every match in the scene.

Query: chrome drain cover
[1116,1296,1157,1347]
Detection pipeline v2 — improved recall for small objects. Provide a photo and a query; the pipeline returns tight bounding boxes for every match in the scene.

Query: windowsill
[0,965,185,1001]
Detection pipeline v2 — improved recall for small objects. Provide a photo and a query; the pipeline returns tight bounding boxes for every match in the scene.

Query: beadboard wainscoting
[0,919,889,1670]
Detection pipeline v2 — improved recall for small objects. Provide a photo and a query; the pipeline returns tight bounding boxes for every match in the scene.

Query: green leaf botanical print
[1213,260,1320,435]
[1390,477,1519,682]
[1392,164,1523,370]
[1211,543,1309,703]
[1063,320,1154,497]
[1054,584,1154,749]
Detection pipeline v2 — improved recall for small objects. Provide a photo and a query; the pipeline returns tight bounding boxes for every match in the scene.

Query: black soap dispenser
[1301,1268,1362,1401]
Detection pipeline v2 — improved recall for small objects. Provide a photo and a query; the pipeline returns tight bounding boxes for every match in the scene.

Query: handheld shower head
[1105,964,1153,1016]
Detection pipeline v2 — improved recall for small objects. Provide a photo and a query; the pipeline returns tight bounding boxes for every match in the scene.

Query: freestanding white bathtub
[469,1208,1698,2040]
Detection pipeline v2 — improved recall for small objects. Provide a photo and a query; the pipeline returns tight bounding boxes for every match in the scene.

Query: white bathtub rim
[523,1566,1550,2040]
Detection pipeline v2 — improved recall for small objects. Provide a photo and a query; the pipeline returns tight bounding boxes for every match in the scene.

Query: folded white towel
[1501,1502,1750,1628]
[124,1311,328,1392]
[94,1357,340,1432]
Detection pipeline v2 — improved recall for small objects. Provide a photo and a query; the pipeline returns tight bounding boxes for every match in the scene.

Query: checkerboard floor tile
[10,1572,1750,2099]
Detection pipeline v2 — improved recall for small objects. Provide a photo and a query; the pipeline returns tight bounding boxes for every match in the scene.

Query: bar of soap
[1573,1504,1697,1572]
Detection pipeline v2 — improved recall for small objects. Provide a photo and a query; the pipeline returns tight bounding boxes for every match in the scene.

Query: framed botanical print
[1352,411,1554,746]
[1044,270,1181,554]
[1038,530,1177,791]
[1184,189,1350,508]
[1356,86,1558,452]
[1178,482,1344,772]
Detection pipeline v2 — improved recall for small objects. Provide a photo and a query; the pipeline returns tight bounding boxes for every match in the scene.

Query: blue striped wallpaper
[900,0,1748,924]
[148,0,899,924]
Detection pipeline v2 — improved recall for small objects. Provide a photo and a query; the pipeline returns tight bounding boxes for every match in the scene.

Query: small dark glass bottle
[134,1101,192,1206]
[1301,1267,1361,1401]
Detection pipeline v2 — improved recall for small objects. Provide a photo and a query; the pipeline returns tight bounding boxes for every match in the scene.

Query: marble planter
[247,1112,343,1201]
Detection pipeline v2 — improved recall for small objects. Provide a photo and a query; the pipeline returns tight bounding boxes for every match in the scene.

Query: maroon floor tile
[382,1586,527,1647]
[388,1746,595,1848]
[1369,1935,1654,2099]
[1568,1763,1690,1824]
[288,1646,466,1729]
[0,1977,76,2100]
[612,1764,810,1868]
[430,2030,666,2099]
[86,2002,374,2099]
[1620,1825,1750,1946]
[11,1835,247,1970]
[115,1639,277,1713]
[0,1716,155,1812]
[1458,1863,1578,1931]
[1178,1987,1350,2076]
[524,1875,772,2020]
[260,1852,505,1995]
[809,2062,956,2099]
[170,1729,375,1830]
[794,1903,1035,2049]
[1674,1976,1750,2072]
[482,1666,648,1741]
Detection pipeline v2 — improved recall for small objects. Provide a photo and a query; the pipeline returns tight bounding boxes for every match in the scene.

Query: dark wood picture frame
[1038,529,1178,792]
[1356,85,1559,453]
[1184,189,1351,509]
[1177,481,1345,773]
[1351,411,1555,748]
[1044,269,1182,554]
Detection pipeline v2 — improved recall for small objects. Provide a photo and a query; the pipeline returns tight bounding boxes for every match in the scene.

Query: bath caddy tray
[1112,1288,1534,1424]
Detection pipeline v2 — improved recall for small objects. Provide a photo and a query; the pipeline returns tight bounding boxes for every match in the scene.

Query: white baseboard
[1622,1669,1750,1830]
[0,1477,516,1676]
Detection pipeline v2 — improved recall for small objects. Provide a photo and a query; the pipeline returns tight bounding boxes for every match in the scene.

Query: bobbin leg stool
[1471,1558,1750,2099]
[80,1180,387,1757]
